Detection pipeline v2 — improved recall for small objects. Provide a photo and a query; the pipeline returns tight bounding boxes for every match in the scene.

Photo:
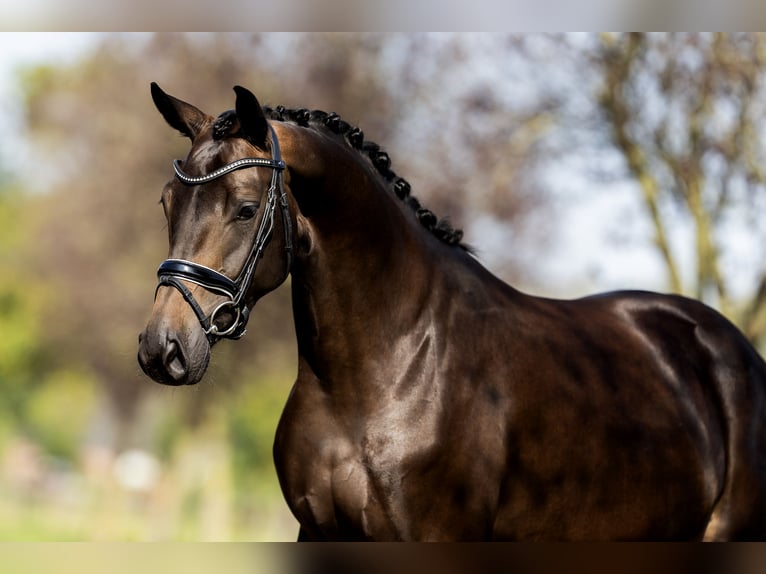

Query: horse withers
[138,83,766,540]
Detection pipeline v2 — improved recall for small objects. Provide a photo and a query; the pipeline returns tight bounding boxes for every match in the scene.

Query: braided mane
[255,105,467,250]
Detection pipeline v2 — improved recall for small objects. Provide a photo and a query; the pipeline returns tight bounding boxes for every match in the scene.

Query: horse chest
[276,383,455,540]
[276,433,407,539]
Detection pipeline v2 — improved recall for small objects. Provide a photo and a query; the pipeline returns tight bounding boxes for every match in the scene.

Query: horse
[138,83,766,541]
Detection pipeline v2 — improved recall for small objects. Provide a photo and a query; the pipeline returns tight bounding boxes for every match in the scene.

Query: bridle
[155,125,292,344]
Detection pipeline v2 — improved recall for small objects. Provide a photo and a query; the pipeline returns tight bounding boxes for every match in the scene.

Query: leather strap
[158,259,239,300]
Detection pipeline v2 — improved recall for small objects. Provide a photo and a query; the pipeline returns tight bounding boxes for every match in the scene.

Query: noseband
[156,126,291,344]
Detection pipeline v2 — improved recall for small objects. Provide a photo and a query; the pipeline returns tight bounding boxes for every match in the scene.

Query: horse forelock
[212,110,240,141]
[260,104,469,251]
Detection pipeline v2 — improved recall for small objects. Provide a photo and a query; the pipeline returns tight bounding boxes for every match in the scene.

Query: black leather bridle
[155,126,291,344]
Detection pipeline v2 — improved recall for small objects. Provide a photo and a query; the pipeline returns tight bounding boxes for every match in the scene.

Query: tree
[592,33,766,342]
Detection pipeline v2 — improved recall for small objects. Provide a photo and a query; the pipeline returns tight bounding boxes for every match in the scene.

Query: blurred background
[2,32,766,541]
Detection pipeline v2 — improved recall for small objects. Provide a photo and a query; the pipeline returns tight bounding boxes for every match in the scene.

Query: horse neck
[280,123,443,389]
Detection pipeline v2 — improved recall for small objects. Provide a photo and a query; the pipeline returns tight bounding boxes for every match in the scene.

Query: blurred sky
[1,32,757,301]
[0,33,101,100]
[0,33,105,171]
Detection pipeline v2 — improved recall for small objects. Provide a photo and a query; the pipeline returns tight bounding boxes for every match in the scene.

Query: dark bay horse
[138,83,766,540]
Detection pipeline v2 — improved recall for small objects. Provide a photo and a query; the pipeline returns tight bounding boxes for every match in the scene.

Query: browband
[173,157,285,185]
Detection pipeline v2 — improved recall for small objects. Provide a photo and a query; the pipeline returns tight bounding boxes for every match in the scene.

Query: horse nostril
[162,339,188,382]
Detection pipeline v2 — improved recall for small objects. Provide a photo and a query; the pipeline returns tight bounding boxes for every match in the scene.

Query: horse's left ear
[233,86,269,149]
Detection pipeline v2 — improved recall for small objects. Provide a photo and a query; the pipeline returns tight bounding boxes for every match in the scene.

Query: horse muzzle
[138,314,210,386]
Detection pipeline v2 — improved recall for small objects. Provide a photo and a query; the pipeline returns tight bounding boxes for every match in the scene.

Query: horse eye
[237,204,258,220]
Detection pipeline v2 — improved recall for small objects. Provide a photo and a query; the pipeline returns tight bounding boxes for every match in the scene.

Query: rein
[155,125,291,344]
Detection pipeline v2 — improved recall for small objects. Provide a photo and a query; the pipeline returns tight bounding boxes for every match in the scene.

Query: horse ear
[233,85,269,149]
[150,82,209,140]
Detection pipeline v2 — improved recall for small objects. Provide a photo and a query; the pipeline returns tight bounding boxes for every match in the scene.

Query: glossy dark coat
[138,85,766,540]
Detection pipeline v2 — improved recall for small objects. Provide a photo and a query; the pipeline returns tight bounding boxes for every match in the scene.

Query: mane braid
[262,105,468,251]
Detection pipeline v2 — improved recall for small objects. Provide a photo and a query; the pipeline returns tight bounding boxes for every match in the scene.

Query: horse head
[138,83,294,386]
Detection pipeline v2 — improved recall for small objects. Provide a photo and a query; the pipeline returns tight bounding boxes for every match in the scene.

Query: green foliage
[0,188,51,429]
[24,368,98,461]
[153,403,185,464]
[19,64,59,109]
[0,186,97,462]
[227,374,290,491]
[0,276,46,389]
